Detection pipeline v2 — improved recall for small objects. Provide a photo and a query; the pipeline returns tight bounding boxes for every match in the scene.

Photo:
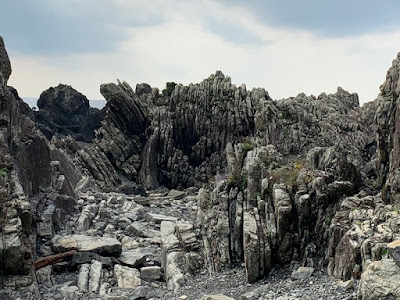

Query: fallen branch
[34,250,78,270]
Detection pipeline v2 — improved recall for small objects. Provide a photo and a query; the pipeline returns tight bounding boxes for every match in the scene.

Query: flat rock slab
[126,222,160,238]
[145,213,177,224]
[388,240,400,268]
[167,189,186,200]
[118,248,153,268]
[291,267,314,280]
[53,234,122,256]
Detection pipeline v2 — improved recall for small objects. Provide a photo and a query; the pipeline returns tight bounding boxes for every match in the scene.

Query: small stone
[60,285,78,300]
[337,279,354,290]
[114,264,141,289]
[291,267,314,280]
[140,266,161,281]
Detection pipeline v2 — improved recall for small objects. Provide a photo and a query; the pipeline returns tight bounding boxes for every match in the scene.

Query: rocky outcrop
[35,84,105,142]
[0,36,86,299]
[197,142,360,282]
[53,69,375,195]
[358,258,400,299]
[0,36,49,281]
[376,52,400,204]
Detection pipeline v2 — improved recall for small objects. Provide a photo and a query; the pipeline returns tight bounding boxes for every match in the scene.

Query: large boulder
[35,84,105,141]
[358,259,400,299]
[37,84,90,126]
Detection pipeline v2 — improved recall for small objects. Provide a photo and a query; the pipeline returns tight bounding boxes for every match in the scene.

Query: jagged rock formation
[60,71,376,196]
[3,31,400,299]
[35,84,105,142]
[71,72,265,191]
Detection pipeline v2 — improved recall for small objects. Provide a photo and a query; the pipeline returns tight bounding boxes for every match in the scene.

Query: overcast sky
[2,0,400,104]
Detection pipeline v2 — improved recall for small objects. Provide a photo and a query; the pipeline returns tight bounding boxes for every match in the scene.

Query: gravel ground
[162,266,357,300]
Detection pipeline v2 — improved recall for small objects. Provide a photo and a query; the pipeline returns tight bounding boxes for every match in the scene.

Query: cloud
[5,0,400,105]
[0,0,169,55]
[221,0,400,37]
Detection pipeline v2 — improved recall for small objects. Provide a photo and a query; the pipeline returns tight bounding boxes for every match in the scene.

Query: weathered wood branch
[34,250,78,270]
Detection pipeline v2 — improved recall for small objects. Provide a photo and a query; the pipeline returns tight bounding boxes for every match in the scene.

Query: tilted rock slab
[52,234,122,256]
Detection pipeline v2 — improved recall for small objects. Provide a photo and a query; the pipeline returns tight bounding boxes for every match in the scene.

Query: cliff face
[0,36,82,299]
[376,53,400,203]
[0,36,52,276]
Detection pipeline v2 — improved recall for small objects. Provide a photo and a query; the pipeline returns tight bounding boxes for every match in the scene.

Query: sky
[2,0,400,104]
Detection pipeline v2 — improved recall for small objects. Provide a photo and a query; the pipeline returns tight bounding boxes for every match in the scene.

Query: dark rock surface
[35,84,105,142]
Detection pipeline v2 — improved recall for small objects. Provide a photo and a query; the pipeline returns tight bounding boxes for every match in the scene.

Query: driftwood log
[33,250,78,270]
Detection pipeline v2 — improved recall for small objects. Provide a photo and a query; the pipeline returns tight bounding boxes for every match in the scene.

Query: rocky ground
[8,188,356,300]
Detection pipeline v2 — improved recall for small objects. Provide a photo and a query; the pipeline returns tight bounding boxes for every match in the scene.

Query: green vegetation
[226,173,248,190]
[241,143,254,153]
[162,82,177,97]
[0,168,8,177]
[351,207,358,211]
[259,153,271,167]
[382,248,389,257]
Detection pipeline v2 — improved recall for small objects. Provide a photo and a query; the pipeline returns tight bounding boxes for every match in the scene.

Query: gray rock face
[376,52,400,204]
[0,36,11,88]
[0,35,54,281]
